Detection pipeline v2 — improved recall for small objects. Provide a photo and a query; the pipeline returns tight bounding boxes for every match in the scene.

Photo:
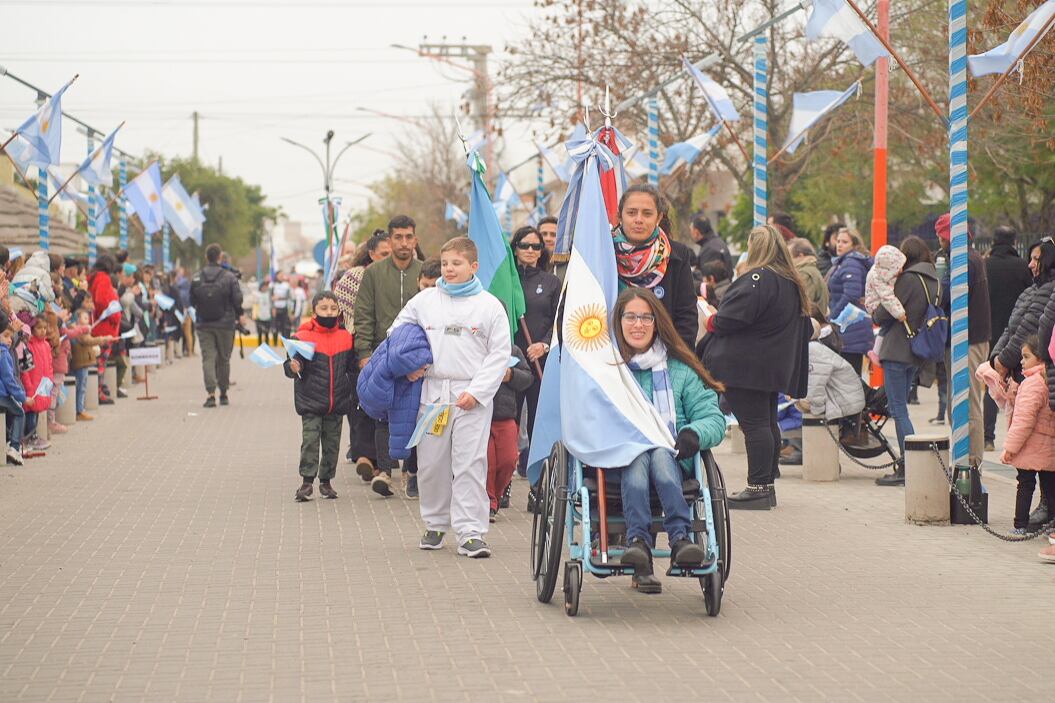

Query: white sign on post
[129,346,164,367]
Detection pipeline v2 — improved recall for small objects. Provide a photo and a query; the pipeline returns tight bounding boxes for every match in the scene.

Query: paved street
[1,354,1052,702]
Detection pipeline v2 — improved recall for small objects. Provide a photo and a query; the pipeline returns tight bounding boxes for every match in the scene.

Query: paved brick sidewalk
[0,356,1052,702]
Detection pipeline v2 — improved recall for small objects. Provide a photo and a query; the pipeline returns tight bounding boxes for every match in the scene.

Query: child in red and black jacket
[283,291,355,502]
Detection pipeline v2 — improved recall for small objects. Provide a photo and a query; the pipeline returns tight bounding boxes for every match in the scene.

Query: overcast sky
[0,0,541,241]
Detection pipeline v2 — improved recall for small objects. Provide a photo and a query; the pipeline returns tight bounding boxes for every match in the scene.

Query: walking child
[864,244,907,368]
[999,336,1055,538]
[1,324,27,465]
[391,237,511,558]
[284,292,356,502]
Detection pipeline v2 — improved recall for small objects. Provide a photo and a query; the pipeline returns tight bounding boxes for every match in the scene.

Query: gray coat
[805,341,865,420]
[492,345,533,421]
[874,262,940,366]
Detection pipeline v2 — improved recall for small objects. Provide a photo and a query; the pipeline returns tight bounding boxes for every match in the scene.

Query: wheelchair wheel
[563,561,581,617]
[701,571,722,616]
[536,443,568,604]
[704,452,732,584]
[529,459,548,581]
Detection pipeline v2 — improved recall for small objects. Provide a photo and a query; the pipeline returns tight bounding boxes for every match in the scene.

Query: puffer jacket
[0,342,25,404]
[8,252,54,317]
[1036,284,1055,409]
[826,251,875,353]
[20,335,54,413]
[356,323,433,460]
[282,318,355,417]
[88,270,121,338]
[1002,364,1055,471]
[805,340,866,420]
[992,277,1055,374]
[492,346,533,421]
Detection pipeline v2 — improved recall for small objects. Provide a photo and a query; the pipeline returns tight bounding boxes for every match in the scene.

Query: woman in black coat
[992,239,1055,382]
[700,225,812,510]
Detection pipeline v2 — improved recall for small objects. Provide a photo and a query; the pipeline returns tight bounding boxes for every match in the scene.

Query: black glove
[674,429,700,460]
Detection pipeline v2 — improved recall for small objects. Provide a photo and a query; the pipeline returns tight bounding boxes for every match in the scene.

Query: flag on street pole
[805,0,889,67]
[190,192,205,245]
[466,150,526,338]
[162,173,205,241]
[660,124,723,175]
[125,162,165,234]
[682,56,741,122]
[494,171,523,213]
[444,201,468,228]
[77,124,121,187]
[780,81,861,155]
[968,0,1055,77]
[534,139,571,183]
[14,77,75,168]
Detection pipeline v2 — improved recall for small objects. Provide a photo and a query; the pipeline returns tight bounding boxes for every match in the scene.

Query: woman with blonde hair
[700,225,812,509]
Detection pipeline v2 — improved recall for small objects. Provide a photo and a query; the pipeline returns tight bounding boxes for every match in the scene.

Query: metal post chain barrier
[929,443,1055,542]
[822,422,900,471]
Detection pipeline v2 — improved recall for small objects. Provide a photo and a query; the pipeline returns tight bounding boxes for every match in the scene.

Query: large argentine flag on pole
[805,0,889,67]
[683,56,740,122]
[162,174,205,241]
[781,81,861,155]
[968,1,1055,77]
[15,77,75,168]
[527,137,674,479]
[126,162,165,234]
[77,124,121,187]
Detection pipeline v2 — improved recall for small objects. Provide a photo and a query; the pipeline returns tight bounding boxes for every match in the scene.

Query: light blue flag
[96,299,122,324]
[47,168,87,205]
[805,0,889,67]
[781,81,861,155]
[95,199,112,232]
[683,56,740,122]
[406,402,452,449]
[162,174,205,241]
[15,77,74,168]
[969,1,1055,77]
[528,133,675,479]
[281,336,315,360]
[190,192,205,245]
[660,124,723,175]
[465,129,487,152]
[154,292,176,310]
[77,124,121,187]
[249,344,285,369]
[125,162,164,234]
[526,348,563,484]
[4,135,36,175]
[494,171,524,213]
[534,139,571,183]
[444,201,468,228]
[832,302,869,332]
[120,329,137,340]
[174,309,185,323]
[34,377,55,398]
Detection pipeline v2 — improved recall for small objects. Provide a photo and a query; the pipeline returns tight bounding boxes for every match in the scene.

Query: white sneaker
[6,445,24,466]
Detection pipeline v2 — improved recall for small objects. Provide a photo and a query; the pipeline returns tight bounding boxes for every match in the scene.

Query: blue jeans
[74,367,89,414]
[615,448,691,548]
[1,396,26,450]
[883,361,918,456]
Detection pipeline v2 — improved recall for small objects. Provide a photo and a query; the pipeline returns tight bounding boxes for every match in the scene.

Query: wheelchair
[530,442,731,617]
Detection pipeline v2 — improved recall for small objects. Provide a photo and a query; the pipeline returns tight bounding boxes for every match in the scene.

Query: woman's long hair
[1030,238,1055,283]
[899,236,933,269]
[510,225,550,271]
[612,287,724,392]
[742,225,811,316]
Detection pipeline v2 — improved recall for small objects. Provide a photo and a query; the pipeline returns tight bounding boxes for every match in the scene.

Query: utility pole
[870,0,890,388]
[192,111,199,162]
[417,41,494,177]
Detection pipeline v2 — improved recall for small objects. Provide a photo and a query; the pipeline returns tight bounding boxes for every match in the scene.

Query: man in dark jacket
[690,215,732,274]
[936,214,991,465]
[190,243,243,408]
[983,226,1033,447]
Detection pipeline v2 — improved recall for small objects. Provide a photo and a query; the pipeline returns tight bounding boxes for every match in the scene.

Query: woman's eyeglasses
[621,313,656,326]
[516,242,543,251]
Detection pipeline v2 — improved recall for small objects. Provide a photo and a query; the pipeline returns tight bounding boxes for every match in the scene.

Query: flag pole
[752,35,768,227]
[870,0,890,390]
[842,0,945,123]
[722,121,750,163]
[968,10,1055,119]
[647,97,660,186]
[118,159,128,251]
[38,166,49,252]
[47,120,125,204]
[86,131,97,267]
[517,317,545,379]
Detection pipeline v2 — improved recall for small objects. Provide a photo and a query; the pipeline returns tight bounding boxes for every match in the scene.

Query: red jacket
[89,271,121,338]
[282,318,355,416]
[21,335,55,413]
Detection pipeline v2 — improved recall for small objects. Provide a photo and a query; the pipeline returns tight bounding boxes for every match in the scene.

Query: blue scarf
[628,339,677,437]
[438,275,484,297]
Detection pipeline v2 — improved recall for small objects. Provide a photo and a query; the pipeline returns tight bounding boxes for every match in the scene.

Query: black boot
[670,538,707,568]
[876,458,906,487]
[623,539,661,594]
[728,484,773,510]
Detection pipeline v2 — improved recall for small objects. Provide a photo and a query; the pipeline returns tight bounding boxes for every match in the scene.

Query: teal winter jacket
[631,358,726,472]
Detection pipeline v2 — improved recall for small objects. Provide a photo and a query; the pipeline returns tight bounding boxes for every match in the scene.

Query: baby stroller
[530,442,731,617]
[838,381,899,465]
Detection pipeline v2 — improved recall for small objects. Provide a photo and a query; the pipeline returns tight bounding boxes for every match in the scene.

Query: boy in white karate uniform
[391,237,511,558]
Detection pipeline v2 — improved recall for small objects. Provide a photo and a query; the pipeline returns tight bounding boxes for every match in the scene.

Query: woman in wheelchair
[611,288,727,593]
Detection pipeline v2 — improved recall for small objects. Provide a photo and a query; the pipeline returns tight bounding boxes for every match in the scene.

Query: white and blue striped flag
[281,336,315,360]
[781,81,861,155]
[805,0,889,67]
[77,124,121,187]
[494,171,523,213]
[14,77,74,168]
[162,174,206,241]
[968,1,1055,77]
[683,56,740,122]
[535,139,571,183]
[125,162,165,234]
[249,344,286,369]
[444,201,468,228]
[660,124,722,175]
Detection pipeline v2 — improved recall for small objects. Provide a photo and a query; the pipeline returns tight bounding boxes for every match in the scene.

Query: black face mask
[315,315,340,329]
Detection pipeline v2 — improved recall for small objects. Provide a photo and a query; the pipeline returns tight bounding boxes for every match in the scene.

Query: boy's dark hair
[205,243,222,263]
[700,260,729,283]
[388,215,416,234]
[312,291,339,309]
[538,215,558,228]
[419,257,441,280]
[691,215,713,238]
[440,236,478,262]
[93,253,116,274]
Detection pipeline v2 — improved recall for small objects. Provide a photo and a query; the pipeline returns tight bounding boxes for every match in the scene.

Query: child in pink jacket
[1000,336,1055,539]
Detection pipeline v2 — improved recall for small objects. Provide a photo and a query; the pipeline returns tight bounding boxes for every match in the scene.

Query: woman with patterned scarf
[608,287,727,594]
[613,185,699,348]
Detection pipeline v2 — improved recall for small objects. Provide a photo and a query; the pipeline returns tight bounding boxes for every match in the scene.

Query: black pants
[840,352,864,377]
[1014,469,1055,528]
[272,309,291,340]
[983,393,998,443]
[723,387,779,486]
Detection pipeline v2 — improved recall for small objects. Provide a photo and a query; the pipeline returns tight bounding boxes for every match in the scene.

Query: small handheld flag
[832,302,869,332]
[249,344,286,369]
[154,292,176,311]
[95,299,123,324]
[281,336,315,360]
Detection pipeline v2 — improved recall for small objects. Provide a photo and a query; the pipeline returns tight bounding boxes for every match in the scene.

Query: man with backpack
[191,243,244,408]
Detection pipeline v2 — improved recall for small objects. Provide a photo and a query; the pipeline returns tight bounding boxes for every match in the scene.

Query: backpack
[193,268,227,323]
[903,274,948,362]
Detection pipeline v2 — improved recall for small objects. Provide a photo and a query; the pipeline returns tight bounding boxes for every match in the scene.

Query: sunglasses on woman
[517,242,543,251]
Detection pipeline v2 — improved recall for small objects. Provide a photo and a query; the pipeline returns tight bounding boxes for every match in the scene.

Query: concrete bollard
[104,365,118,397]
[905,434,951,524]
[57,379,77,424]
[37,412,48,441]
[801,415,841,482]
[85,370,99,411]
[727,424,746,454]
